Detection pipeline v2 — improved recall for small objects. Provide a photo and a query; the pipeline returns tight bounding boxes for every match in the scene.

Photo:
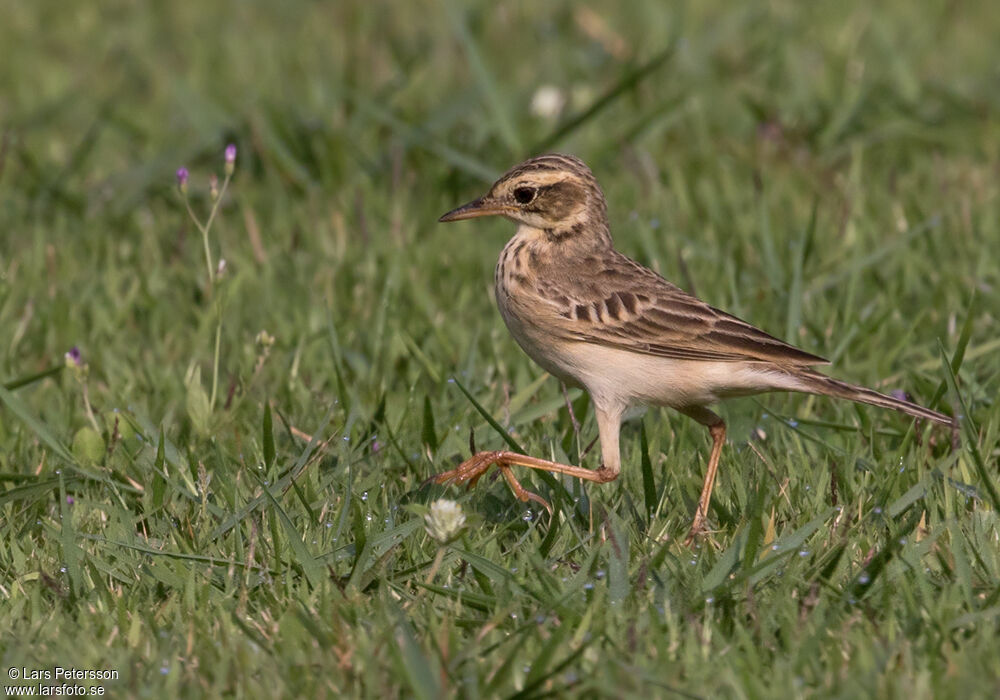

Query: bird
[429,153,951,543]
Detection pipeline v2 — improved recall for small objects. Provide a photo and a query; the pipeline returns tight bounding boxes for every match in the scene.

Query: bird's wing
[540,252,829,366]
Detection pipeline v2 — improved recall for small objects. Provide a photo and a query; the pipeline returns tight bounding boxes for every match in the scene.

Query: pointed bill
[438,197,511,222]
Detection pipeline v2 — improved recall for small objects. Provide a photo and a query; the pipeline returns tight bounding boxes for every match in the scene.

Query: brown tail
[794,370,951,426]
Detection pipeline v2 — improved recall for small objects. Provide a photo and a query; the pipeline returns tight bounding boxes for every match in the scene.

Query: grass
[1,0,999,696]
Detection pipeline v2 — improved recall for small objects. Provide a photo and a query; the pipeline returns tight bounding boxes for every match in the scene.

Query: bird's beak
[438,197,509,222]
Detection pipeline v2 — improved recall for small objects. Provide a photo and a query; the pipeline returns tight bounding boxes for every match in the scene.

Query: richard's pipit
[430,154,950,542]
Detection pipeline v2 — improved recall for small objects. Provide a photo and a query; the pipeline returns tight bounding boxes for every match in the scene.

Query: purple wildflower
[224,144,237,175]
[66,495,75,505]
[65,346,82,367]
[176,167,189,194]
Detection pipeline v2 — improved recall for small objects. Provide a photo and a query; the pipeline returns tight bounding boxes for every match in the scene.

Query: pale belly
[496,290,806,410]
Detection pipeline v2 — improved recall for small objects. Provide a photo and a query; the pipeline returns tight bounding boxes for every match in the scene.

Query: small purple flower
[176,167,189,194]
[65,346,82,367]
[66,495,75,505]
[224,144,237,175]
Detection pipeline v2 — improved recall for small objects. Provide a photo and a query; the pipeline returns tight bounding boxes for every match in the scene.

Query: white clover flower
[530,85,566,120]
[424,499,466,543]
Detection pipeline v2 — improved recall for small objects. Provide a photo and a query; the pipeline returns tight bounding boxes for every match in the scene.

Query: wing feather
[546,251,828,366]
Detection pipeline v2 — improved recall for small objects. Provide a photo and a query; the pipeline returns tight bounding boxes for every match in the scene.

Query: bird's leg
[682,408,726,545]
[428,403,625,513]
[429,451,618,513]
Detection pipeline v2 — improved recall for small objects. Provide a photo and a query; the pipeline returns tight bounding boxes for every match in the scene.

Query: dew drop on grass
[787,419,798,428]
[325,522,332,528]
[583,582,594,590]
[799,550,809,557]
[60,567,66,573]
[771,544,780,551]
[595,569,605,579]
[859,572,871,584]
[689,559,697,565]
[361,491,368,501]
[522,510,533,521]
[705,596,714,604]
[873,507,883,515]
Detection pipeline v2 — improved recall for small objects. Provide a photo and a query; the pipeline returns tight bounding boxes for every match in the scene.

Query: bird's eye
[513,186,536,204]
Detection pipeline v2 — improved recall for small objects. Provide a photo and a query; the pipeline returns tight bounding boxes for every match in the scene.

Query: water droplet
[858,572,870,584]
[798,550,809,557]
[873,507,882,515]
[595,569,605,579]
[583,582,594,590]
[522,510,533,521]
[689,559,697,565]
[60,567,67,573]
[771,544,780,551]
[705,596,714,604]
[325,522,333,528]
[787,419,799,428]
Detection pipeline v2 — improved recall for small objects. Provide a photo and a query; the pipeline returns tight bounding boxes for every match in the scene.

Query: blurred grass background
[1,0,999,696]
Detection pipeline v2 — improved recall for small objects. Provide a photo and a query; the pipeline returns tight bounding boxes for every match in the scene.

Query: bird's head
[439,154,611,245]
